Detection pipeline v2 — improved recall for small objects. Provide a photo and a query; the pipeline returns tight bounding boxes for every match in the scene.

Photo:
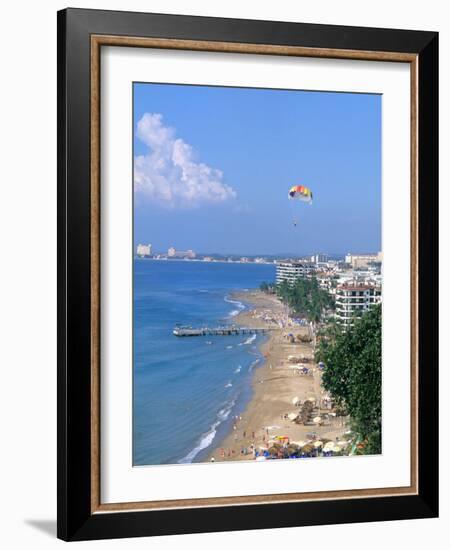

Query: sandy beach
[208,290,349,461]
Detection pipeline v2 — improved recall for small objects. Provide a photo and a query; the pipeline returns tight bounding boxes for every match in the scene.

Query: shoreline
[207,290,349,462]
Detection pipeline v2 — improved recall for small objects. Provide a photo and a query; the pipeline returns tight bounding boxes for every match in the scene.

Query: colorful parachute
[288,185,313,227]
[288,185,313,203]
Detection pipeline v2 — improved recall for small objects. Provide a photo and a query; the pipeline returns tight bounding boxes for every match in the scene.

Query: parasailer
[288,185,313,226]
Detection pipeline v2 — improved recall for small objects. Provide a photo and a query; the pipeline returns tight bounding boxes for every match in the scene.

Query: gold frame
[90,35,418,514]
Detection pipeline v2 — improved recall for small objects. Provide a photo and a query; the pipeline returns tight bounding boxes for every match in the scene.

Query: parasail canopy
[288,185,313,203]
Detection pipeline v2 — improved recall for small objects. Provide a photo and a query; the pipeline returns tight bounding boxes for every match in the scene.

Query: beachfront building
[345,252,382,269]
[167,247,196,259]
[335,283,382,328]
[136,243,152,257]
[276,261,316,285]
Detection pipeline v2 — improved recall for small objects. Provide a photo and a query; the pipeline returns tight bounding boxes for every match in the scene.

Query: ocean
[133,259,276,466]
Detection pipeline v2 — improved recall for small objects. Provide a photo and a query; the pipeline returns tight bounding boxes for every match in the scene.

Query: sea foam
[224,295,245,318]
[178,400,235,463]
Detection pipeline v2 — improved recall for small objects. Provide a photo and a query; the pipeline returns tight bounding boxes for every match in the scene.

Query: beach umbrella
[292,396,300,405]
[313,416,322,423]
[301,444,314,454]
[287,413,298,421]
[313,440,323,448]
[323,441,335,451]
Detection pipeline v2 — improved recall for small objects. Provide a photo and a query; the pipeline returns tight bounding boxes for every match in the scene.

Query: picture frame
[57,7,438,541]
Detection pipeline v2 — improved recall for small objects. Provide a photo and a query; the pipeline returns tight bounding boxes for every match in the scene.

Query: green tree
[259,281,275,293]
[315,305,382,454]
[276,276,334,322]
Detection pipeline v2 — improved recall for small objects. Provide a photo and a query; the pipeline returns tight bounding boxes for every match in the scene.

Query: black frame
[57,8,438,541]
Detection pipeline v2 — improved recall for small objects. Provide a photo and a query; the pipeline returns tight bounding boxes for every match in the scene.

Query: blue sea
[133,259,276,466]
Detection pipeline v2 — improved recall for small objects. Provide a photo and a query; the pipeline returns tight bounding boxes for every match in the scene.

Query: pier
[173,325,270,337]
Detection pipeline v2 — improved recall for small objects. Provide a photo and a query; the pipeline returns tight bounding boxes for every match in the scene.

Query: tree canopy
[276,277,334,322]
[315,304,382,454]
[259,281,275,293]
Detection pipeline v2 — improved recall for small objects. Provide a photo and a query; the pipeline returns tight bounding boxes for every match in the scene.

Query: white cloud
[134,113,236,208]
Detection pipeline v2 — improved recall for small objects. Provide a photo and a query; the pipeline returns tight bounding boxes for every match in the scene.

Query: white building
[345,252,382,269]
[311,253,329,264]
[136,243,152,257]
[335,283,381,328]
[167,247,196,259]
[316,272,337,292]
[276,261,316,285]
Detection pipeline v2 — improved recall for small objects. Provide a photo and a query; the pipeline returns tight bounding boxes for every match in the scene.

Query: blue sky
[133,82,381,256]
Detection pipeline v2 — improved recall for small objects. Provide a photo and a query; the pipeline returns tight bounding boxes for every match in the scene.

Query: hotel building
[335,283,382,328]
[311,253,329,264]
[276,261,316,285]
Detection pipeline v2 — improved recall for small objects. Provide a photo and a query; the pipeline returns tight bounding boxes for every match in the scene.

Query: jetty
[173,325,270,337]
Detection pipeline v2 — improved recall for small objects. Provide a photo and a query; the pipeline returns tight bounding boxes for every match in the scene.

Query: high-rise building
[136,243,152,257]
[335,283,381,328]
[276,261,316,285]
[311,253,329,264]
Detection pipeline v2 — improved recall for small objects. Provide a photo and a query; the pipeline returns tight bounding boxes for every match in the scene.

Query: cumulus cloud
[134,113,236,207]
